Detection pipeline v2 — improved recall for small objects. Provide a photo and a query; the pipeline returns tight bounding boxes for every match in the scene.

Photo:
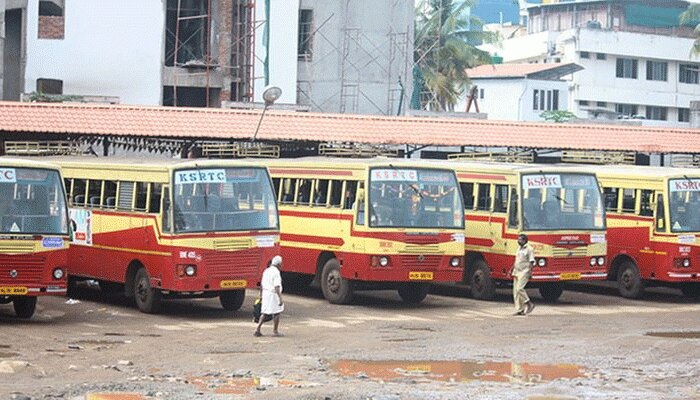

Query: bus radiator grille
[204,249,261,278]
[0,256,46,283]
[552,247,588,258]
[397,255,441,270]
[548,257,586,270]
[0,242,36,254]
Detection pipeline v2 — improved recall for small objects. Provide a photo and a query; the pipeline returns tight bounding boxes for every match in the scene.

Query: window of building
[646,106,667,121]
[36,78,63,95]
[616,58,638,79]
[596,53,606,60]
[479,88,484,99]
[533,89,559,111]
[165,0,210,67]
[680,64,700,84]
[580,51,590,59]
[679,107,690,123]
[579,100,590,106]
[596,101,607,108]
[38,1,64,39]
[298,9,313,60]
[646,61,668,81]
[616,103,638,117]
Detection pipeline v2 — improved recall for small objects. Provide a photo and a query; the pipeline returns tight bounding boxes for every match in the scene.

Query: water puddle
[646,331,700,339]
[86,394,147,400]
[189,375,316,395]
[332,360,585,384]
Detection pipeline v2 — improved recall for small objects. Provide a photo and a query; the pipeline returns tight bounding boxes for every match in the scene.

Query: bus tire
[617,261,644,299]
[680,283,700,298]
[398,283,430,304]
[134,268,162,314]
[539,282,563,303]
[13,297,37,319]
[470,259,496,300]
[220,290,246,311]
[320,258,353,304]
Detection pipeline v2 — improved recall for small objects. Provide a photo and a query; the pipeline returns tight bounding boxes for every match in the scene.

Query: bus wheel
[398,283,430,304]
[13,297,37,319]
[134,268,162,314]
[220,290,246,311]
[321,259,353,304]
[680,283,700,298]
[539,283,563,303]
[470,260,496,300]
[617,261,644,299]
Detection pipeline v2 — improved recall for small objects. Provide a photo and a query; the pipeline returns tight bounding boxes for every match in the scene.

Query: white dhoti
[261,289,284,315]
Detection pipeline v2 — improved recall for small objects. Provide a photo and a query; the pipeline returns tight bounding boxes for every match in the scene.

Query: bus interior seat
[73,194,86,205]
[89,196,101,207]
[105,197,116,208]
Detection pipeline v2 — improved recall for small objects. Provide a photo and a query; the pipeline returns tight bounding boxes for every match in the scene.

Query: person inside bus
[343,189,355,209]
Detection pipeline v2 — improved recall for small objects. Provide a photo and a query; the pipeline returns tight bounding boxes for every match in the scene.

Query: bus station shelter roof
[0,101,699,154]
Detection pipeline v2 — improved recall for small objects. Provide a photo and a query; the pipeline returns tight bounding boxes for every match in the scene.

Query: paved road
[1,282,699,399]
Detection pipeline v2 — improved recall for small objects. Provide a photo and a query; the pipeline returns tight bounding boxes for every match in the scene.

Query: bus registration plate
[560,272,581,281]
[220,280,247,289]
[0,286,28,295]
[409,272,433,281]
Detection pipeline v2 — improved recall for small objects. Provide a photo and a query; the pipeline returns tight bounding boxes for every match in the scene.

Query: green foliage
[540,110,577,123]
[680,4,700,55]
[27,91,84,103]
[414,0,499,112]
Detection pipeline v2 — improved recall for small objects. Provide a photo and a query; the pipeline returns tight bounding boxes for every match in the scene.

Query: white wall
[25,0,164,105]
[254,0,299,105]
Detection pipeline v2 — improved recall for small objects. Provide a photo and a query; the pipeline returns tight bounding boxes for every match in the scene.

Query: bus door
[491,184,510,258]
[649,192,667,278]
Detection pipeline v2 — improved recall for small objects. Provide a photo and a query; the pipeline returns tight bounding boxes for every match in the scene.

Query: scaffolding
[166,0,255,107]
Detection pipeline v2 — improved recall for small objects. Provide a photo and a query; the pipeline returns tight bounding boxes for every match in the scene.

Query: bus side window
[64,178,73,202]
[72,179,88,206]
[493,184,508,213]
[281,178,295,204]
[621,188,636,213]
[149,184,162,213]
[314,179,329,206]
[655,193,665,231]
[356,189,365,225]
[639,189,653,217]
[87,180,102,208]
[476,183,491,211]
[460,182,474,210]
[135,182,148,212]
[329,180,343,207]
[508,187,519,228]
[272,178,281,201]
[344,181,358,209]
[297,179,312,205]
[104,181,117,209]
[603,187,619,212]
[118,182,135,211]
[162,186,172,233]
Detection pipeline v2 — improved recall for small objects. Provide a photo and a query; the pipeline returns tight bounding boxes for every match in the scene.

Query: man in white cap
[254,255,284,337]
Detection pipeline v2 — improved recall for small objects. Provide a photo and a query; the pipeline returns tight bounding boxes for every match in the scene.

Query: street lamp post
[252,85,282,141]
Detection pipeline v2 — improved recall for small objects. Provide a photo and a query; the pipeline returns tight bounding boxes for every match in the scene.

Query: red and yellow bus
[264,157,465,304]
[583,165,700,298]
[0,158,69,318]
[54,157,279,313]
[447,160,607,302]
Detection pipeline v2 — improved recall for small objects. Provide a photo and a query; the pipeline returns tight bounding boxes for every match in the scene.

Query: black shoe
[525,302,535,315]
[513,311,525,316]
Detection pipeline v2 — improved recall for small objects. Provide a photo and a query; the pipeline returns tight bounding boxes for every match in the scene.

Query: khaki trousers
[513,270,531,312]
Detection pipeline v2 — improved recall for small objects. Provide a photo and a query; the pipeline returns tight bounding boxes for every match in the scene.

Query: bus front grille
[204,249,261,278]
[0,242,36,254]
[548,257,586,270]
[397,255,441,270]
[213,238,253,251]
[552,247,588,258]
[0,256,45,283]
[401,244,442,254]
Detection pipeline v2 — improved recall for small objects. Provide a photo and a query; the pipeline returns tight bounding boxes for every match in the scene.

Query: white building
[457,63,581,121]
[480,0,700,128]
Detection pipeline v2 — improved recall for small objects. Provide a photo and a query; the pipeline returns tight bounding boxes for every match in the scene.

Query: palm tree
[680,4,700,55]
[414,0,498,112]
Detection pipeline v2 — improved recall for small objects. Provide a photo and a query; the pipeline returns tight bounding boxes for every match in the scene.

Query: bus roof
[263,156,461,170]
[0,156,62,170]
[573,164,700,180]
[37,156,267,172]
[444,160,600,175]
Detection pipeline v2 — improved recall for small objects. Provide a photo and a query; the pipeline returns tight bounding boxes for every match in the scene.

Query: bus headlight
[185,265,197,276]
[379,256,389,267]
[177,264,197,277]
[450,257,461,267]
[597,257,605,266]
[683,258,691,268]
[52,268,65,280]
[589,257,597,266]
[537,258,546,267]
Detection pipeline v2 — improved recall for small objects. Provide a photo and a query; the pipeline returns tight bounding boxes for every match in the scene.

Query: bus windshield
[669,178,700,233]
[521,173,605,231]
[172,167,278,233]
[0,167,68,235]
[368,168,464,229]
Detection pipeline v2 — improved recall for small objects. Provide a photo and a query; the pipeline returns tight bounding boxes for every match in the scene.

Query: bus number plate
[0,286,28,295]
[409,272,433,280]
[560,272,581,281]
[220,280,247,289]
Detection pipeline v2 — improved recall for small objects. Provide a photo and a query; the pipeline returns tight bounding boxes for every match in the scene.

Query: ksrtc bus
[265,157,465,304]
[448,161,607,302]
[53,157,279,313]
[582,165,700,298]
[0,157,69,318]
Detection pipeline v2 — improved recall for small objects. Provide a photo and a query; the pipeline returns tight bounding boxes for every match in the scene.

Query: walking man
[254,255,284,337]
[510,234,535,316]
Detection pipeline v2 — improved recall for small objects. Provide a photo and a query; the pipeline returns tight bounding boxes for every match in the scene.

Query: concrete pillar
[690,101,700,129]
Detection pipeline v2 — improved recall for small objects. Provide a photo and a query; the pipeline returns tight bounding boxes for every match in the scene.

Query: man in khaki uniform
[510,233,536,316]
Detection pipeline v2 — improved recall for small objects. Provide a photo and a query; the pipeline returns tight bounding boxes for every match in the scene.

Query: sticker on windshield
[523,175,562,190]
[175,169,226,184]
[670,179,700,192]
[0,168,17,183]
[372,169,418,182]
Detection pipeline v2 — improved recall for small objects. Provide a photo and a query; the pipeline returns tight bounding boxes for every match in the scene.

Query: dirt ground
[1,282,699,400]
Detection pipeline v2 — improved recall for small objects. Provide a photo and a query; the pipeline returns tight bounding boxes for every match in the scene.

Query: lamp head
[262,85,282,106]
